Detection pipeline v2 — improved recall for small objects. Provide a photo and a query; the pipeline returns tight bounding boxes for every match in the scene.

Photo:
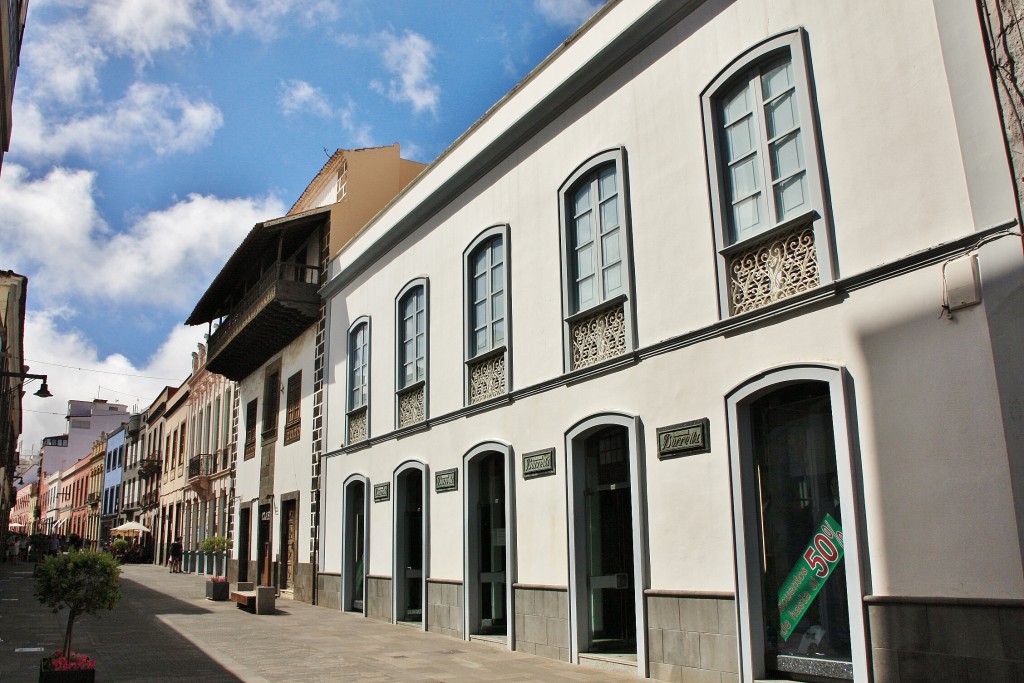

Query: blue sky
[0,0,602,452]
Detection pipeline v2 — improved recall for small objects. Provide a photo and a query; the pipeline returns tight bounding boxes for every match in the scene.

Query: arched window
[558,148,637,372]
[702,29,834,316]
[347,317,370,444]
[395,279,428,429]
[464,226,511,405]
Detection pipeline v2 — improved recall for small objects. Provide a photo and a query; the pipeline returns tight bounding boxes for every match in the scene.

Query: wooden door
[283,501,297,589]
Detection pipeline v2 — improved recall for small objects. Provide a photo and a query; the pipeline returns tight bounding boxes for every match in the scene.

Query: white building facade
[313,1,1024,682]
[189,146,426,602]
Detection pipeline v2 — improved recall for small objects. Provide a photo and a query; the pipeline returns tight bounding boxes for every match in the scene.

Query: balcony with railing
[204,262,321,381]
[138,454,161,478]
[87,492,100,507]
[140,490,159,510]
[187,452,231,494]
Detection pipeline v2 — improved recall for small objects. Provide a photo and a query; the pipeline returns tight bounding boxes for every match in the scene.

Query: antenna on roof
[323,147,331,158]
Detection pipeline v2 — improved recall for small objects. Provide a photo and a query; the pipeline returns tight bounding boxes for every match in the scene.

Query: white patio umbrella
[111,521,151,534]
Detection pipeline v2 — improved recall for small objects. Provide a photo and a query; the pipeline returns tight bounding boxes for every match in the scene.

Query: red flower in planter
[42,650,96,671]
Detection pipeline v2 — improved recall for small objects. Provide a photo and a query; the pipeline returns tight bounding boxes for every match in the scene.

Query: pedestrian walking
[169,537,183,573]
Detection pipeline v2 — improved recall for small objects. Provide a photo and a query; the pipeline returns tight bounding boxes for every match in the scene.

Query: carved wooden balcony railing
[206,262,321,381]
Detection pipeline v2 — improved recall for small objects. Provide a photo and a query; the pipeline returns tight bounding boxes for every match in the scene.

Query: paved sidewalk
[0,561,636,682]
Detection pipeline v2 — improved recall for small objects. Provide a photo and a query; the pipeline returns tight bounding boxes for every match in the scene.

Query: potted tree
[199,536,232,577]
[33,550,121,682]
[111,538,129,562]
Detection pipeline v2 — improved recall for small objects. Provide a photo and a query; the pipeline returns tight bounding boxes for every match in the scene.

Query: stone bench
[230,582,276,614]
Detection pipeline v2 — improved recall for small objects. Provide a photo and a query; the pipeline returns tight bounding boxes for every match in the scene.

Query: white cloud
[208,0,341,37]
[534,0,602,28]
[279,79,335,118]
[0,163,286,311]
[371,30,440,116]
[278,80,375,147]
[21,19,107,105]
[15,0,342,162]
[12,83,223,161]
[19,309,206,454]
[90,0,198,61]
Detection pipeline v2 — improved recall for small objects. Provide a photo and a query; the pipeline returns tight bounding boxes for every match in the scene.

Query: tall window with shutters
[284,371,301,445]
[262,368,280,440]
[244,399,257,460]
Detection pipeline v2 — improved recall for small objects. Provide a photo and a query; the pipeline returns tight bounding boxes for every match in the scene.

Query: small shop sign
[522,448,555,479]
[656,418,710,459]
[777,514,845,641]
[435,468,458,493]
[373,482,390,503]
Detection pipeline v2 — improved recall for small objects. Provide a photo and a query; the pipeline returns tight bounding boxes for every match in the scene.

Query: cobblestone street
[0,562,636,682]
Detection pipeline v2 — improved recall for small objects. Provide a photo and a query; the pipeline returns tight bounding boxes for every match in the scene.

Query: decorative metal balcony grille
[570,302,626,371]
[728,225,819,315]
[397,385,425,429]
[188,454,219,480]
[468,353,505,404]
[347,407,367,444]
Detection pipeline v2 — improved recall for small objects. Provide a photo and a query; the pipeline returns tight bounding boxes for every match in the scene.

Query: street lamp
[1,371,53,398]
[2,371,54,534]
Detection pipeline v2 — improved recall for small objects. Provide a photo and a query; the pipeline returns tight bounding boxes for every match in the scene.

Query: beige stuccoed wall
[319,0,1023,602]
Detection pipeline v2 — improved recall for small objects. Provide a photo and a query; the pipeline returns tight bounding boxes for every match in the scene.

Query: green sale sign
[777,514,845,641]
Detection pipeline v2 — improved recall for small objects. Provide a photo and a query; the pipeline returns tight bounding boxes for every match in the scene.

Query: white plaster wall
[319,456,345,575]
[274,329,317,557]
[233,370,262,561]
[233,368,262,507]
[319,0,1023,599]
[231,327,316,562]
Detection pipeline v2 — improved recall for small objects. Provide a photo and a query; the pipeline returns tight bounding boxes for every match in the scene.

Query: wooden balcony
[205,262,320,381]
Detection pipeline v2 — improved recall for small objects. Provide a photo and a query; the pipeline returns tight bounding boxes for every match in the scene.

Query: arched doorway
[343,475,369,613]
[393,461,428,626]
[727,365,867,681]
[464,442,515,646]
[565,413,647,674]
